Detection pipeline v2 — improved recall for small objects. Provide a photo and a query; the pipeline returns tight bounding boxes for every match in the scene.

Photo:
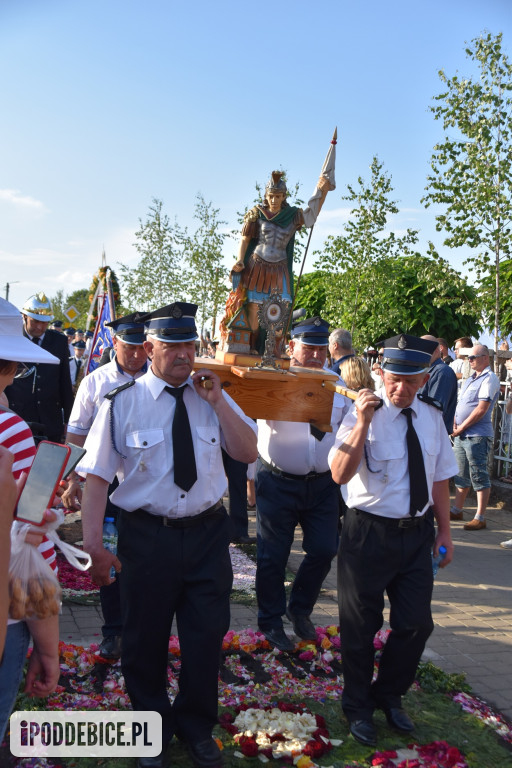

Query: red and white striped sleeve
[1,411,57,572]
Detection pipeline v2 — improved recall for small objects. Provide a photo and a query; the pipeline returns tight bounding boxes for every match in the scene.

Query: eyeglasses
[468,354,486,362]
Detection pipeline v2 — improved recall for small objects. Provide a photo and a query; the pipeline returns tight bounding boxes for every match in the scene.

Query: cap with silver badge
[143,303,198,343]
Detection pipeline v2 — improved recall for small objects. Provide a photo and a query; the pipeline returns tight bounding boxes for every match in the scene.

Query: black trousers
[338,507,435,721]
[222,449,249,539]
[117,506,232,745]
[99,478,122,638]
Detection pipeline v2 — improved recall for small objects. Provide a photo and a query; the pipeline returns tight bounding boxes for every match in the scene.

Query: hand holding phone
[15,442,71,525]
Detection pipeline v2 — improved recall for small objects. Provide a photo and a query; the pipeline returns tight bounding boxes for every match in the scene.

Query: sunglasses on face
[468,354,486,361]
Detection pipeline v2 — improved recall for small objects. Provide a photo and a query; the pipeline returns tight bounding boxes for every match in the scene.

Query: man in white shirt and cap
[77,302,257,768]
[329,333,457,748]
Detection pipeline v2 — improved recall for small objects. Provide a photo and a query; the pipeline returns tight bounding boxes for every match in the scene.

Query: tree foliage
[313,156,480,348]
[293,270,329,318]
[319,254,480,348]
[119,198,186,311]
[50,288,91,329]
[479,257,512,335]
[181,195,229,338]
[119,196,229,336]
[422,32,512,351]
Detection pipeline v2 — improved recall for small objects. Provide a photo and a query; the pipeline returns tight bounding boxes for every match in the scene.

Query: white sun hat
[0,298,59,364]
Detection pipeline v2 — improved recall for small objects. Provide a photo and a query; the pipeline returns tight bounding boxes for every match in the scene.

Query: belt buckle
[398,517,416,529]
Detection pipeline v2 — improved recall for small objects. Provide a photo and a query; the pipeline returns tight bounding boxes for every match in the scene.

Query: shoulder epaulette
[418,393,443,411]
[244,206,260,223]
[104,379,136,401]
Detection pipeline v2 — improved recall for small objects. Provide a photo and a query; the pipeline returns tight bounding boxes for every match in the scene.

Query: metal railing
[493,380,512,480]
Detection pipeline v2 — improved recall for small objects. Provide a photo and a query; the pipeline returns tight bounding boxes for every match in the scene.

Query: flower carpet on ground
[4,625,510,768]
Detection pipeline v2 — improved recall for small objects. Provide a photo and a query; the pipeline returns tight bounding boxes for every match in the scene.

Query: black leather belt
[259,456,331,482]
[133,500,224,528]
[351,507,426,529]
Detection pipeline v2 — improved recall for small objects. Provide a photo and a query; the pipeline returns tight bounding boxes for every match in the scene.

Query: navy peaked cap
[379,333,438,375]
[290,315,330,346]
[143,302,198,343]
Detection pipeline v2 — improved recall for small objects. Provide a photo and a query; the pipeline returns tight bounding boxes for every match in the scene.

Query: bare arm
[330,389,381,484]
[431,479,453,567]
[192,369,257,464]
[24,614,60,696]
[231,235,251,273]
[81,473,121,586]
[452,400,490,437]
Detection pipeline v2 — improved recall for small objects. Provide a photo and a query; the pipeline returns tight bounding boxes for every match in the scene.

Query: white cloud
[0,189,47,211]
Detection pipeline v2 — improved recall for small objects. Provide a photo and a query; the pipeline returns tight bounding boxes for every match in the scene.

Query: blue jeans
[255,462,339,630]
[0,621,30,741]
[453,435,493,491]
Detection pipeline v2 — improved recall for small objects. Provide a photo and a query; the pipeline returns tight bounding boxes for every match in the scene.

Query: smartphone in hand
[15,441,71,525]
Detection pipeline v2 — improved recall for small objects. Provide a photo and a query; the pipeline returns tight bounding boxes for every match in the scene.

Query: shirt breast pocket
[421,437,438,485]
[195,425,221,473]
[125,429,166,477]
[366,439,405,477]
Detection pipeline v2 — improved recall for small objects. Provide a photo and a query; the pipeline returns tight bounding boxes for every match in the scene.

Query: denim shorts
[453,435,493,491]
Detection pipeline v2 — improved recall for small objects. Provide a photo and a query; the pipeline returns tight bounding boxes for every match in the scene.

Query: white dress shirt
[77,368,257,518]
[258,390,351,475]
[328,388,458,518]
[67,359,146,437]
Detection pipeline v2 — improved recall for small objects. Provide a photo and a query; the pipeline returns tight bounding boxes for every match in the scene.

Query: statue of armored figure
[220,168,335,355]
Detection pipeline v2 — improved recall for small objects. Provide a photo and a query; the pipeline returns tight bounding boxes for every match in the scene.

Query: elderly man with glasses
[451,344,499,530]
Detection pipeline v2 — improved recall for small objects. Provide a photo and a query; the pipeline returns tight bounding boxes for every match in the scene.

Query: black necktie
[31,337,40,346]
[401,407,428,517]
[165,385,198,492]
[310,425,325,441]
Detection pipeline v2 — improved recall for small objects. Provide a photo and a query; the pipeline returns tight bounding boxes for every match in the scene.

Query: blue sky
[1,0,510,325]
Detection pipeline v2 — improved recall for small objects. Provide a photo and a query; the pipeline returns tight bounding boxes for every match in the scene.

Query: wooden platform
[194,358,338,430]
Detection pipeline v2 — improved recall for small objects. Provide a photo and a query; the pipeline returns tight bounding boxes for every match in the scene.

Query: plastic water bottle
[432,545,447,578]
[102,517,118,580]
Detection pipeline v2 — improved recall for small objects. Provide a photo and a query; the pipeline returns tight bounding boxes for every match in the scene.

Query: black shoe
[231,535,257,545]
[186,738,223,768]
[137,749,167,768]
[383,707,415,733]
[261,626,295,652]
[349,719,377,746]
[285,609,317,642]
[98,635,122,659]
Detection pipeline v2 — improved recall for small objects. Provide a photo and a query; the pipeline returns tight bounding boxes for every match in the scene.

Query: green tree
[315,253,480,350]
[422,32,512,359]
[49,289,65,323]
[315,157,424,344]
[182,194,229,338]
[479,257,512,335]
[313,157,480,348]
[119,198,186,311]
[293,270,330,318]
[50,288,90,329]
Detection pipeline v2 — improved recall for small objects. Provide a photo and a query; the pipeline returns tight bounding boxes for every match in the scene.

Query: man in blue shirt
[419,336,458,433]
[451,344,499,530]
[328,328,354,375]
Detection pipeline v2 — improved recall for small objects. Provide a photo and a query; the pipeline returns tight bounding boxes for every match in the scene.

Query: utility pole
[4,281,20,301]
